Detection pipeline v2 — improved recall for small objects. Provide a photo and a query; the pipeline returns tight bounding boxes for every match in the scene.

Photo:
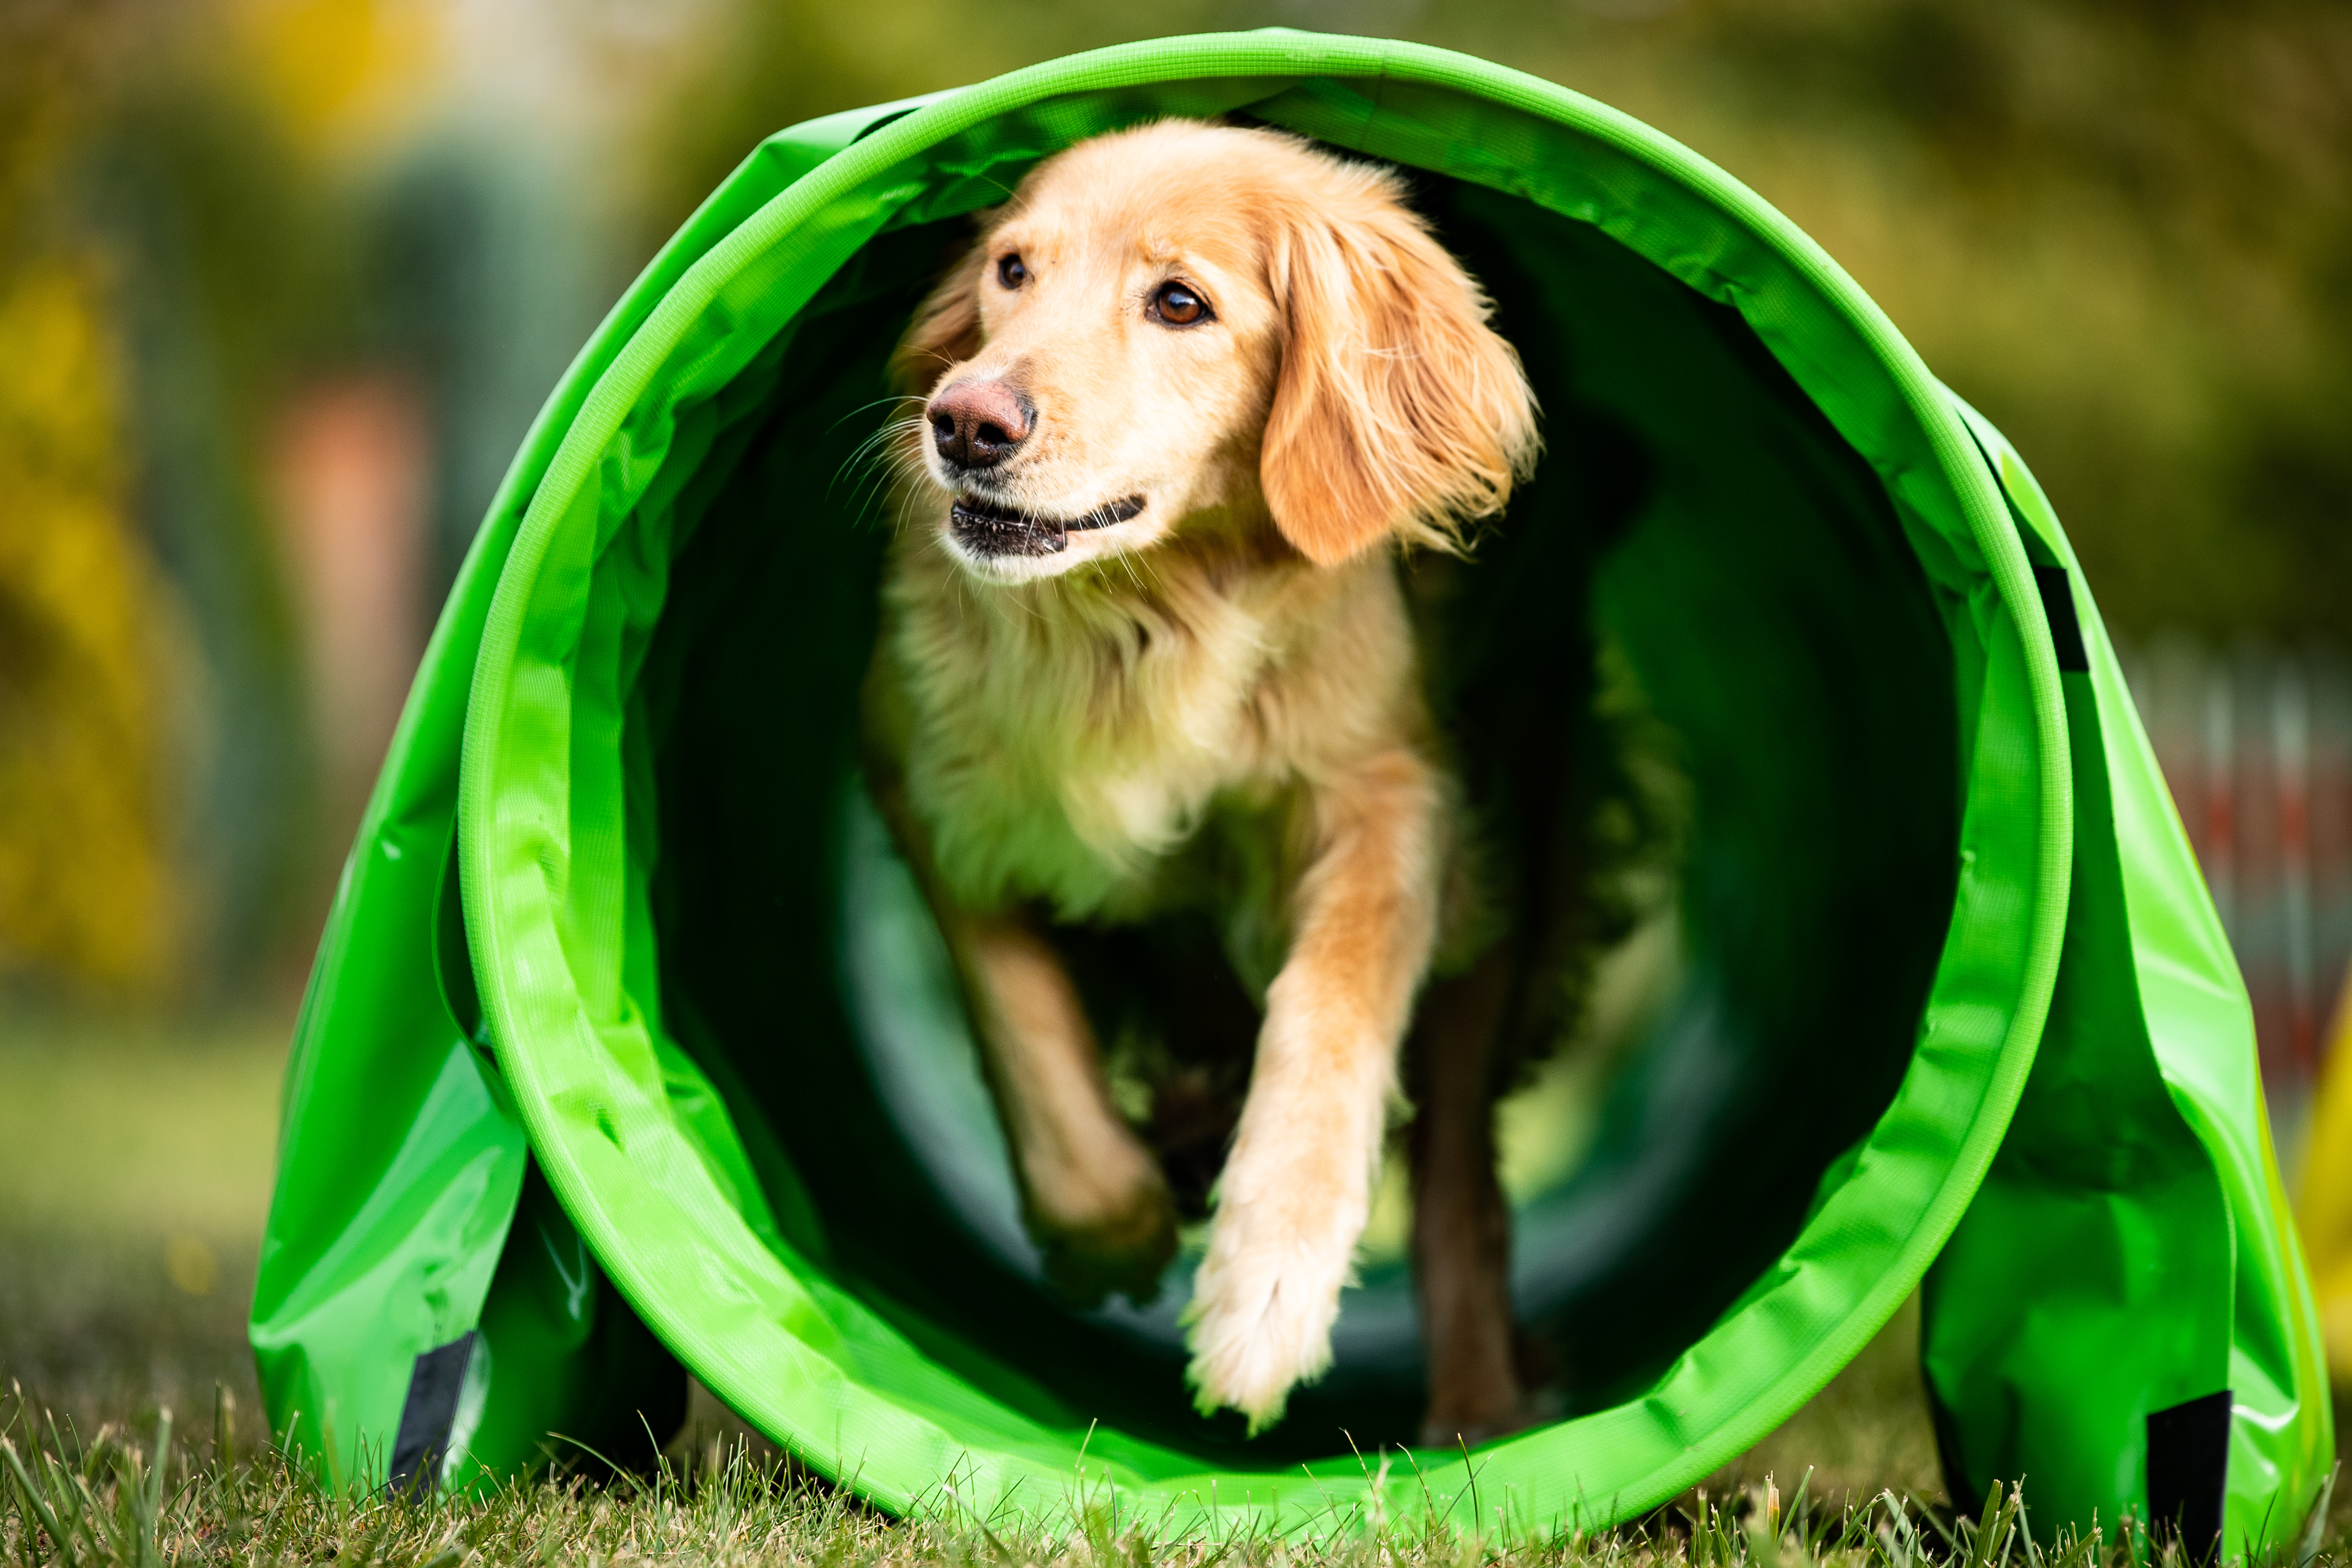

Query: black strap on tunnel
[386,1332,476,1497]
[2146,1388,2231,1563]
[2032,567,2090,674]
[1955,417,2090,678]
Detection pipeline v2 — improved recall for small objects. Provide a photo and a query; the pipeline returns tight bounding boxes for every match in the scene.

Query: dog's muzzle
[950,494,1144,557]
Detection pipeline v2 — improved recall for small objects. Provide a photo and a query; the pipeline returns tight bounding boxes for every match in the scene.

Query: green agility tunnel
[250,31,2332,1546]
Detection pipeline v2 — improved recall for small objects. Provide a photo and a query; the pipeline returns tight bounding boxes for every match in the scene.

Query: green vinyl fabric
[249,31,2330,1546]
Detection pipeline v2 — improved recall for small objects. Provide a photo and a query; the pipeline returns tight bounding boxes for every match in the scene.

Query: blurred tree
[1659,0,2352,641]
[363,137,605,603]
[0,261,175,992]
[0,0,640,1003]
[0,0,178,995]
[80,61,345,998]
[636,0,1225,249]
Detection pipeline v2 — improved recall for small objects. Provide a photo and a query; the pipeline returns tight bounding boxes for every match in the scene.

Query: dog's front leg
[1186,748,1442,1430]
[950,910,1180,1303]
[864,707,1176,1304]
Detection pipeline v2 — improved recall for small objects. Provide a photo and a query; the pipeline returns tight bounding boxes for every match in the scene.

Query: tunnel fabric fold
[249,31,2328,1547]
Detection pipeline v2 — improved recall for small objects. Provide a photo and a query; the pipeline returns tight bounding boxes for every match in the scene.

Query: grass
[0,1014,2342,1565]
[3,1388,2331,1568]
[0,1015,282,1449]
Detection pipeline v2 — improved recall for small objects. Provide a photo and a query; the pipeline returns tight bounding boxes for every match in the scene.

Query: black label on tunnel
[387,1332,475,1496]
[2147,1388,2231,1564]
[2033,566,2090,674]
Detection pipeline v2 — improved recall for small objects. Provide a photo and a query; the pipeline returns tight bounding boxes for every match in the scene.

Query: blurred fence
[2119,639,2352,1176]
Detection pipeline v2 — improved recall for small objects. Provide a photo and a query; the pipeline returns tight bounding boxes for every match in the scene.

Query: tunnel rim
[454,29,2075,1529]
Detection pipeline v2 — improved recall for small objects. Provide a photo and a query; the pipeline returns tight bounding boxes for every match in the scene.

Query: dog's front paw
[1024,1160,1180,1308]
[1182,1144,1367,1433]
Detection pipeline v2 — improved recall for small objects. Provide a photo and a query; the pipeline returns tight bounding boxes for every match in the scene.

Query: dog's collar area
[950,493,1144,555]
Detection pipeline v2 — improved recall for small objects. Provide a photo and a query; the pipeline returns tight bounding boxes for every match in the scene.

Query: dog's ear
[891,243,986,396]
[1261,196,1539,566]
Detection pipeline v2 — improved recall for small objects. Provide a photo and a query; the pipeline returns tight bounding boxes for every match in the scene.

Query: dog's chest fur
[881,533,1417,928]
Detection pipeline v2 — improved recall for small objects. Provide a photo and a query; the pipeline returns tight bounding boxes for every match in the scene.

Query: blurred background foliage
[0,0,2346,1008]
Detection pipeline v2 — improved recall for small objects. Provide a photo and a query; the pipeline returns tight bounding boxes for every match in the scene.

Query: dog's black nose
[928,380,1032,470]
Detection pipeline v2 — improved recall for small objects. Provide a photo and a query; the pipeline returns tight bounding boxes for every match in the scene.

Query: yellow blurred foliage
[227,0,441,157]
[0,259,176,992]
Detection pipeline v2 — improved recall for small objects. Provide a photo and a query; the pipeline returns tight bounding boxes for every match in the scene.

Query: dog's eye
[1150,280,1210,326]
[997,253,1028,289]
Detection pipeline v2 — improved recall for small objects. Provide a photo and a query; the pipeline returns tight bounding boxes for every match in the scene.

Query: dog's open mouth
[950,493,1145,556]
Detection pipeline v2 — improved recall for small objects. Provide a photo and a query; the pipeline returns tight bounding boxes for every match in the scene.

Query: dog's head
[891,120,1540,584]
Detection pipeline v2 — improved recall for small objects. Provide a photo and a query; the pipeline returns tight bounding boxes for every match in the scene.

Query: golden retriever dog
[861,119,1542,1440]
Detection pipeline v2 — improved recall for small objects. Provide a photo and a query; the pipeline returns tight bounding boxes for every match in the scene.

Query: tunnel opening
[638,171,1957,1465]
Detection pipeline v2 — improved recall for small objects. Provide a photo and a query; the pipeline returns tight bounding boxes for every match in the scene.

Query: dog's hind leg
[1406,947,1526,1446]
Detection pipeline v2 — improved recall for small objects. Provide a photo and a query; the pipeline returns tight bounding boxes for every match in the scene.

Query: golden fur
[863,119,1540,1434]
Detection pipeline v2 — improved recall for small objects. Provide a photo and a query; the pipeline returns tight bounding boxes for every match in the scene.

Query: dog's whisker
[835,413,926,486]
[867,444,931,498]
[1107,524,1164,594]
[885,489,919,540]
[833,435,918,519]
[827,393,926,437]
[848,409,925,454]
[846,467,918,533]
[1106,532,1152,597]
[844,416,940,530]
